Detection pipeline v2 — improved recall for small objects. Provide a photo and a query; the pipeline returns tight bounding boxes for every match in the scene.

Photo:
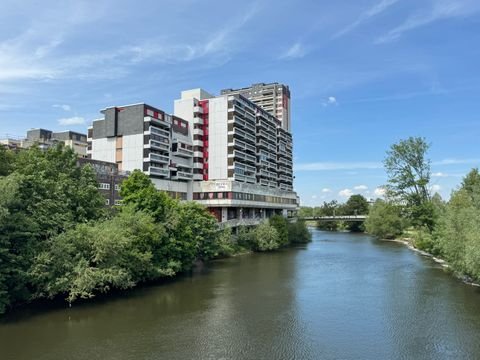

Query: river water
[1,229,480,360]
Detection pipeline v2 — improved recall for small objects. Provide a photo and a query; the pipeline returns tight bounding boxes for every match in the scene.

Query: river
[1,229,480,360]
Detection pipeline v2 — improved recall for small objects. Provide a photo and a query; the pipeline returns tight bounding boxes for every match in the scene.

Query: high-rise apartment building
[221,82,291,132]
[87,103,194,200]
[87,86,297,223]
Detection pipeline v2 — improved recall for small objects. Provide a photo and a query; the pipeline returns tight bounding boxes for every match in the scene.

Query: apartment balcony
[147,166,170,177]
[144,116,171,129]
[146,139,170,152]
[148,126,170,139]
[193,115,204,125]
[279,174,293,183]
[193,139,204,147]
[193,174,204,181]
[172,148,193,158]
[193,128,204,136]
[172,171,194,181]
[279,183,293,191]
[193,106,204,114]
[147,153,170,164]
[193,162,204,169]
[278,166,290,174]
[193,151,203,158]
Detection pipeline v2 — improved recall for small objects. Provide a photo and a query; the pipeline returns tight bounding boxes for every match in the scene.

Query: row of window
[99,183,121,191]
[105,199,123,206]
[193,192,297,204]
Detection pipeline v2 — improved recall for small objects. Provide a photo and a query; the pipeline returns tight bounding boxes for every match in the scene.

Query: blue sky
[1,0,479,205]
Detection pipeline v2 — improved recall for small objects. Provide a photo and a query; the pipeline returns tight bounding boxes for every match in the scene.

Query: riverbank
[382,237,480,288]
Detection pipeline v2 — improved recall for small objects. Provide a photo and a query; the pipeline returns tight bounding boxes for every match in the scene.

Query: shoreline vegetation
[0,145,311,315]
[302,137,480,288]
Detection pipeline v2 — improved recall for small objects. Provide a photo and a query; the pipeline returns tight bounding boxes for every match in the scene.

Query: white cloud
[433,158,480,165]
[354,185,368,191]
[53,104,71,111]
[58,116,85,126]
[280,42,308,60]
[431,184,442,193]
[334,0,400,38]
[432,172,448,177]
[377,0,480,43]
[295,161,382,171]
[322,96,338,107]
[322,188,332,193]
[374,187,386,197]
[339,189,353,198]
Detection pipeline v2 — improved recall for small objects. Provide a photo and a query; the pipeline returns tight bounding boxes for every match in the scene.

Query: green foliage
[412,227,438,254]
[383,137,433,229]
[0,145,105,313]
[215,228,235,257]
[30,208,180,303]
[120,170,175,222]
[315,200,341,231]
[0,146,15,177]
[269,215,289,246]
[344,194,369,215]
[236,226,256,249]
[287,220,312,244]
[253,223,280,251]
[365,200,405,239]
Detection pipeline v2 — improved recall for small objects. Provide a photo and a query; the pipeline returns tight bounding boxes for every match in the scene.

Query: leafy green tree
[120,170,176,222]
[365,200,405,239]
[298,207,313,218]
[254,223,280,251]
[384,137,433,229]
[269,215,289,246]
[343,194,369,232]
[0,146,15,177]
[315,200,340,231]
[287,220,312,244]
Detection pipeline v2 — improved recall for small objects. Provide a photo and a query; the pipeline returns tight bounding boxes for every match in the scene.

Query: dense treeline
[0,145,311,314]
[365,137,480,283]
[299,194,370,232]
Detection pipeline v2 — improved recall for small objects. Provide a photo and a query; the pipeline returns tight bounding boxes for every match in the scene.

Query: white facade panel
[91,137,116,163]
[208,97,228,180]
[122,133,144,172]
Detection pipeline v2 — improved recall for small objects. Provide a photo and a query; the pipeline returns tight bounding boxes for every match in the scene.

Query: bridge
[299,215,368,222]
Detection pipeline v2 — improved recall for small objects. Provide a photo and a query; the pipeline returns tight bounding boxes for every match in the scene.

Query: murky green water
[1,229,480,360]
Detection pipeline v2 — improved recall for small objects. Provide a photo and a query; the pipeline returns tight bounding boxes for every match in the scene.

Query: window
[115,184,121,191]
[105,199,110,205]
[99,183,110,190]
[114,200,123,206]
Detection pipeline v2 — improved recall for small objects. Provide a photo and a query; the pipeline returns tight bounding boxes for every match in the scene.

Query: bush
[253,223,280,251]
[287,220,312,244]
[269,215,289,246]
[365,200,405,239]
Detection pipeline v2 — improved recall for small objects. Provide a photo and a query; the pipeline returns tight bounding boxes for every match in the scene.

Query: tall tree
[384,137,433,228]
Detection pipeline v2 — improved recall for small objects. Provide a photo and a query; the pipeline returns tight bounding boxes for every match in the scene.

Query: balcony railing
[148,166,169,177]
[149,153,169,164]
[148,139,170,151]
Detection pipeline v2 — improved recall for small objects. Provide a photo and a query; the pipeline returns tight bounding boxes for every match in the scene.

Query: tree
[254,223,280,251]
[269,215,289,246]
[120,170,176,222]
[287,220,312,244]
[384,137,433,228]
[0,146,15,177]
[316,200,341,231]
[365,200,405,239]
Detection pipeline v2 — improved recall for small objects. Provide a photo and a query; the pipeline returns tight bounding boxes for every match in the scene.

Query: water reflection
[1,229,480,360]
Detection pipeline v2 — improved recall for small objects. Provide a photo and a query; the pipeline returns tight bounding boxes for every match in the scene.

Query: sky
[1,0,479,205]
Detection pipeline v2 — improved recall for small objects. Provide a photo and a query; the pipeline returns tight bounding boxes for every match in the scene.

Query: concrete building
[221,82,291,132]
[77,158,127,206]
[87,86,298,223]
[87,103,193,200]
[174,88,296,222]
[22,128,88,156]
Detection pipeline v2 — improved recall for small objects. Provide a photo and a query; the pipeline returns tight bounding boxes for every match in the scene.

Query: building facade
[221,82,291,132]
[87,86,298,223]
[21,128,88,156]
[87,103,194,200]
